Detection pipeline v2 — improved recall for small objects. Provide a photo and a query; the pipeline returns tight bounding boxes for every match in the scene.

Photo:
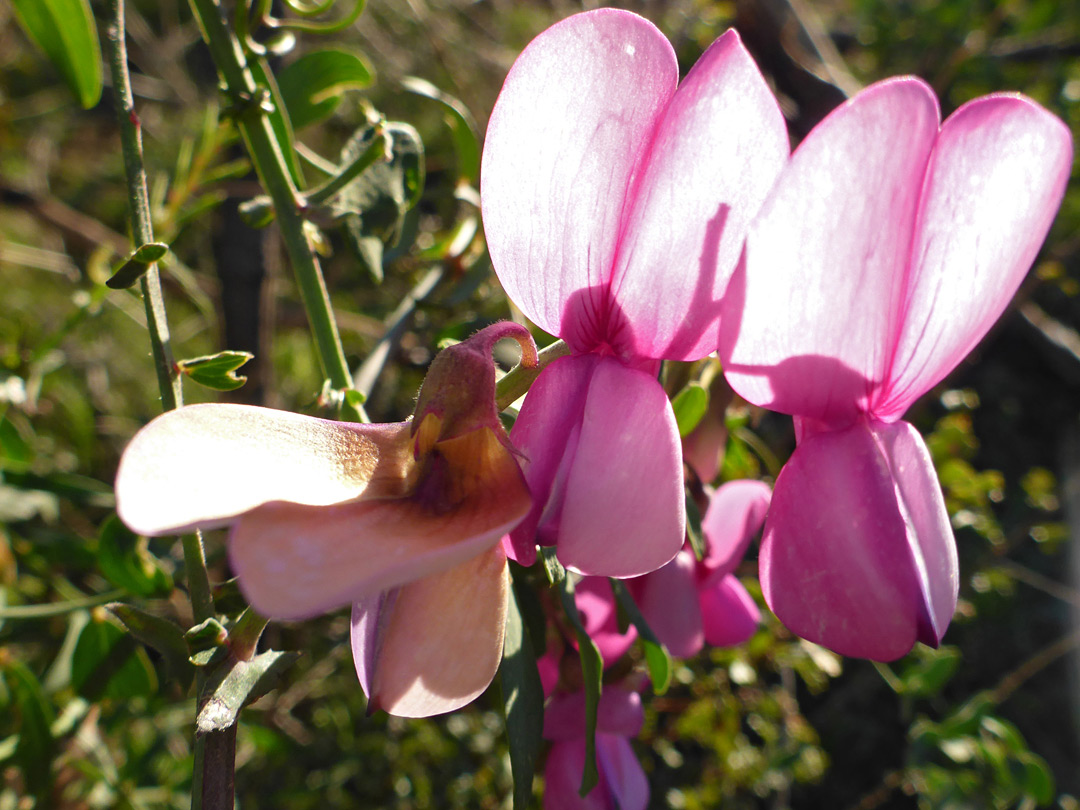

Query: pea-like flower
[115,322,536,715]
[718,77,1072,660]
[481,8,788,576]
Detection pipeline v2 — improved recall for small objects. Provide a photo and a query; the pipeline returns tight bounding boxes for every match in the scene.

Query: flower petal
[875,94,1073,417]
[544,687,644,740]
[482,9,677,346]
[596,734,649,810]
[610,29,788,361]
[699,574,760,648]
[229,427,531,619]
[720,78,940,425]
[544,740,607,810]
[509,354,596,561]
[574,577,636,666]
[351,545,509,717]
[556,357,684,577]
[700,479,771,581]
[631,548,703,658]
[115,404,413,536]
[760,419,956,660]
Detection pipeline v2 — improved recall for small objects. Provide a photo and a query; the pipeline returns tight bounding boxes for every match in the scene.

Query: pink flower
[718,78,1072,660]
[115,323,536,715]
[482,9,788,576]
[543,688,648,810]
[630,480,770,657]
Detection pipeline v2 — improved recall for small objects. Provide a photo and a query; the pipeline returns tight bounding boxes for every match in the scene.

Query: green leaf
[337,122,424,258]
[543,548,601,797]
[1018,752,1054,804]
[500,579,545,810]
[401,76,480,183]
[608,579,672,694]
[2,660,55,797]
[197,650,299,734]
[107,603,193,687]
[176,351,254,392]
[97,515,173,597]
[897,645,960,698]
[105,242,171,289]
[277,49,375,130]
[0,416,32,470]
[71,615,157,700]
[250,56,305,187]
[12,0,102,108]
[671,383,708,437]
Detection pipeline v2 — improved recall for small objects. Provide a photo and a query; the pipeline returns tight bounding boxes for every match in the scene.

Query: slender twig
[188,0,365,422]
[106,5,228,809]
[0,590,125,619]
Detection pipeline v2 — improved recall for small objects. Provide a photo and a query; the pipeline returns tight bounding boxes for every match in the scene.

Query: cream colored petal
[116,404,413,536]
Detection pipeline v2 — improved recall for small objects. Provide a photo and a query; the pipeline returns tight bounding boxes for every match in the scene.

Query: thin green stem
[304,129,388,205]
[0,590,125,619]
[495,339,570,411]
[188,0,364,422]
[106,5,229,810]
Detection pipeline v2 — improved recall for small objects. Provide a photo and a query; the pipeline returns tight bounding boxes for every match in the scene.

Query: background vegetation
[1,0,1079,807]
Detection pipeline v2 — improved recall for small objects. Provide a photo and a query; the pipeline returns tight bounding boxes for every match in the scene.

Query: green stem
[188,0,364,422]
[106,6,228,810]
[495,339,570,411]
[304,129,388,205]
[0,590,125,620]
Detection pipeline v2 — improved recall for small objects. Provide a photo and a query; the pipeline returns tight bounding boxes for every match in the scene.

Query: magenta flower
[718,78,1072,660]
[115,323,536,715]
[630,480,770,657]
[543,688,648,810]
[482,9,788,576]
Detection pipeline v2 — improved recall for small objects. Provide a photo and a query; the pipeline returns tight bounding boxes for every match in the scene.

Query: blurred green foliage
[1,0,1079,808]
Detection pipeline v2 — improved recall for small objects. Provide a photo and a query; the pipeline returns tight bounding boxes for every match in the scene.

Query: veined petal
[229,427,530,620]
[875,94,1073,418]
[720,77,940,425]
[630,549,703,659]
[544,687,645,740]
[700,479,772,581]
[611,29,788,361]
[556,357,684,577]
[482,9,677,346]
[699,574,760,648]
[350,545,509,717]
[115,404,413,536]
[760,419,956,661]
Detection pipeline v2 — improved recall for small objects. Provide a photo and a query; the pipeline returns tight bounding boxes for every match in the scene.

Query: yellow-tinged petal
[116,404,415,536]
[229,427,531,619]
[357,545,509,717]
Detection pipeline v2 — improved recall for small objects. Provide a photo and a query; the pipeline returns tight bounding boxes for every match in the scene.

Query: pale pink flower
[482,8,788,576]
[116,323,536,715]
[718,77,1072,660]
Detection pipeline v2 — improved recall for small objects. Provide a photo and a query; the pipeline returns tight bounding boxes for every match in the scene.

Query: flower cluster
[113,4,1071,806]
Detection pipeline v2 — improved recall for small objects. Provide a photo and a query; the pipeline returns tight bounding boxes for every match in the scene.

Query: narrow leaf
[543,548,600,796]
[71,616,157,700]
[277,49,375,130]
[196,650,299,734]
[3,660,55,797]
[608,579,672,694]
[97,515,173,597]
[500,579,544,810]
[176,351,253,392]
[12,0,102,108]
[401,76,480,183]
[107,603,193,687]
[671,383,709,437]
